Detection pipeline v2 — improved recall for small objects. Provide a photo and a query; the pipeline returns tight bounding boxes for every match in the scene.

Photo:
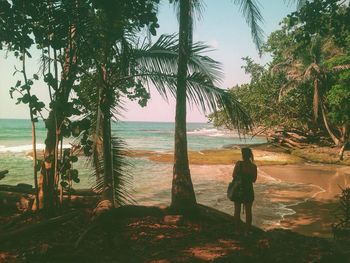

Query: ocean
[1,119,348,236]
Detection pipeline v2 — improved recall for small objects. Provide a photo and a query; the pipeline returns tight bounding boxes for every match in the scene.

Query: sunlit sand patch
[187,239,243,261]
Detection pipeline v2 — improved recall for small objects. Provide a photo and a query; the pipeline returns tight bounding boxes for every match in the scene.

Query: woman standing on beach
[231,147,257,232]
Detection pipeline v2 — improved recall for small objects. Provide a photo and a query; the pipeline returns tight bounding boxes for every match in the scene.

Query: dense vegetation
[2,1,350,262]
[210,0,350,159]
[0,0,269,213]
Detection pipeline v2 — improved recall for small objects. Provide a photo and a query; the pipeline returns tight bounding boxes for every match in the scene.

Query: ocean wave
[187,128,234,137]
[0,144,71,153]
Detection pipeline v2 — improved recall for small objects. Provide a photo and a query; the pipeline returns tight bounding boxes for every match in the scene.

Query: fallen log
[0,190,100,211]
[0,211,80,244]
[0,184,98,196]
[0,184,34,194]
[283,138,304,148]
[286,132,308,142]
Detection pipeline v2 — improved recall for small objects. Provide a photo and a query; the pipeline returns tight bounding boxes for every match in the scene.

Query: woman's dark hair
[241,147,254,162]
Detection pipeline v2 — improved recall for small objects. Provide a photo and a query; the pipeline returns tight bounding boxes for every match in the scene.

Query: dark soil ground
[0,205,349,263]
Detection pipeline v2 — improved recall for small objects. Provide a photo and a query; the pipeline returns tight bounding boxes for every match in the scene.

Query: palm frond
[134,34,223,85]
[134,71,251,131]
[233,0,264,52]
[185,72,252,132]
[90,136,135,205]
[332,64,350,71]
[303,62,321,79]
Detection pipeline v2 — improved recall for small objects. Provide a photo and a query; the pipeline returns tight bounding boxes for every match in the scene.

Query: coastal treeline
[210,0,350,160]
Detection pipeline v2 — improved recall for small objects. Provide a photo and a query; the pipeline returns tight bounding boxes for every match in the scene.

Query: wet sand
[185,163,350,237]
[259,164,350,237]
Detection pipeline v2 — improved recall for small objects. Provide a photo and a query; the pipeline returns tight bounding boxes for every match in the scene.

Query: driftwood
[282,138,304,148]
[0,211,80,244]
[266,129,313,149]
[286,132,308,142]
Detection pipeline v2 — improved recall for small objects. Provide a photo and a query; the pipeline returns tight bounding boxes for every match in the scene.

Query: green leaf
[33,74,39,80]
[22,94,30,104]
[70,156,78,163]
[70,169,78,178]
[72,177,80,183]
[60,181,69,188]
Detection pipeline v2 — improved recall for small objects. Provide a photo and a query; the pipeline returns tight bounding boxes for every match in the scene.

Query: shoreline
[258,164,349,238]
[10,140,350,166]
[2,142,350,239]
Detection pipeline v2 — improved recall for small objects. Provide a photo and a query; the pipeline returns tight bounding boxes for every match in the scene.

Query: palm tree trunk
[171,0,197,211]
[100,65,115,206]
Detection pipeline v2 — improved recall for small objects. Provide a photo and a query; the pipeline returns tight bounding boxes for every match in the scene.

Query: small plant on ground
[332,187,350,241]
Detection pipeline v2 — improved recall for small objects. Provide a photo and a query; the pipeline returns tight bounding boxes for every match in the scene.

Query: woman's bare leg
[245,202,253,232]
[234,202,241,228]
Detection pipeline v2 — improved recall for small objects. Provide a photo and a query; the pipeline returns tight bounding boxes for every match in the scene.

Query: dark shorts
[232,185,254,203]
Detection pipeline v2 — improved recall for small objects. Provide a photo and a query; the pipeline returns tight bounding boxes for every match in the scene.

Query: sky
[0,1,295,122]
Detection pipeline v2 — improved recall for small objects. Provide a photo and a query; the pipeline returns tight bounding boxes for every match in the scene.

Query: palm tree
[77,29,251,209]
[169,0,309,211]
[170,0,289,211]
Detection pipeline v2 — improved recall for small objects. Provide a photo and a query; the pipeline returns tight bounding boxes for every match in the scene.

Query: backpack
[227,162,244,202]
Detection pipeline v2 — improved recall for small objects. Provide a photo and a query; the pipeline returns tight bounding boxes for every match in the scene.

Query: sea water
[0,119,348,235]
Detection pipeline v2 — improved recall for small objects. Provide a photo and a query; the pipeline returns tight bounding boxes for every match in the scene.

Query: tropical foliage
[1,0,256,213]
[210,0,350,159]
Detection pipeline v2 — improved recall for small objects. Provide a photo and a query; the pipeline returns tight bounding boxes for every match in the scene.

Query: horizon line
[0,117,209,124]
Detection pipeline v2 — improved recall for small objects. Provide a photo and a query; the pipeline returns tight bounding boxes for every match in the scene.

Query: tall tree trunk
[31,120,39,210]
[38,25,77,212]
[100,65,115,206]
[339,125,349,161]
[22,51,40,210]
[321,103,340,145]
[171,0,197,211]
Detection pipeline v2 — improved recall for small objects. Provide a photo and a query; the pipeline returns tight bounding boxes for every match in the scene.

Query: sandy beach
[157,161,350,238]
[259,164,350,237]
